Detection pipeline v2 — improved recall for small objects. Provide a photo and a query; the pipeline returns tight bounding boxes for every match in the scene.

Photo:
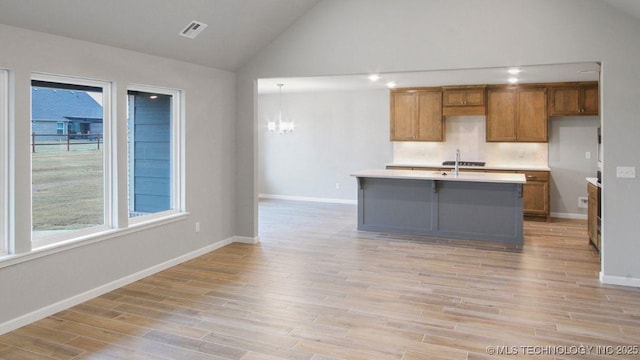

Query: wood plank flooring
[2,199,640,359]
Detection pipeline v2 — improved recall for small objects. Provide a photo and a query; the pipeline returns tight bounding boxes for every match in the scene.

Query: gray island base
[351,169,526,245]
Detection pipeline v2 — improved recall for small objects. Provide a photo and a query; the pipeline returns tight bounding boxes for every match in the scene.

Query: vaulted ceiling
[0,0,320,71]
[603,0,640,21]
[0,0,638,72]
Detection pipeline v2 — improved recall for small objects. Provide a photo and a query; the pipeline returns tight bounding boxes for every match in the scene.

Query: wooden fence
[31,133,103,153]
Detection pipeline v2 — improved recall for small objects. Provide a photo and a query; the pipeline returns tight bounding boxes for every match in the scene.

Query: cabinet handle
[527,175,535,179]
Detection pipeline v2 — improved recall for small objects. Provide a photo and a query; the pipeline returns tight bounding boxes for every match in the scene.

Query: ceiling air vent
[179,20,208,39]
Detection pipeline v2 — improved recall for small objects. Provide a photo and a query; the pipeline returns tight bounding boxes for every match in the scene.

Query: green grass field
[32,144,103,231]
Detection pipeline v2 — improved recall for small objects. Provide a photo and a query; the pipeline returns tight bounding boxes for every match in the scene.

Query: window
[30,75,111,247]
[127,86,182,221]
[0,70,7,254]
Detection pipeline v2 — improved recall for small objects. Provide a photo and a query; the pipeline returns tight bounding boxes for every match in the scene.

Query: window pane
[127,90,173,218]
[31,81,104,239]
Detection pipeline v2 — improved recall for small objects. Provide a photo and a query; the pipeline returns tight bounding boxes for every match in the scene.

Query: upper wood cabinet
[390,88,444,141]
[442,85,486,116]
[487,85,547,142]
[547,82,599,116]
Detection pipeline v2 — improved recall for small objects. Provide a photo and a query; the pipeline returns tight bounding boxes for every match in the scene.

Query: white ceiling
[603,0,640,21]
[0,0,320,71]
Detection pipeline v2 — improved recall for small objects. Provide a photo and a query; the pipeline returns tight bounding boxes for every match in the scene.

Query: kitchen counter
[352,169,524,244]
[586,177,601,187]
[352,168,526,184]
[387,162,551,172]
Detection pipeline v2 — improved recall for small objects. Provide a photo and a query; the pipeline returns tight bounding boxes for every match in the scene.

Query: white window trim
[30,73,113,249]
[127,84,185,225]
[1,211,188,269]
[0,69,8,254]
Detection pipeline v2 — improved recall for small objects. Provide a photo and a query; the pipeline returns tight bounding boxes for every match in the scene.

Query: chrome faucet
[454,148,460,176]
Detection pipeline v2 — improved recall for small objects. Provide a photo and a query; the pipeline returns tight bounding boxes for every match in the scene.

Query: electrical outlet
[335,183,340,189]
[578,197,588,209]
[195,221,200,233]
[616,166,636,179]
[585,151,591,159]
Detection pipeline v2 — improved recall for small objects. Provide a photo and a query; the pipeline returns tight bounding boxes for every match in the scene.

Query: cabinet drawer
[520,171,549,182]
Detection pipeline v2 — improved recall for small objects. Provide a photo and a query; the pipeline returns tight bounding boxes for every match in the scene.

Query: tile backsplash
[392,116,548,167]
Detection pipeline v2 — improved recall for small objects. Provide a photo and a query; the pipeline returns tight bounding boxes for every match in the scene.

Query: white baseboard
[233,235,260,244]
[259,193,356,205]
[600,272,640,288]
[551,212,587,220]
[0,237,236,335]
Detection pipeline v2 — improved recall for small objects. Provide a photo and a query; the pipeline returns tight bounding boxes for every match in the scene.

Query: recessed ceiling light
[508,68,521,75]
[368,74,380,82]
[508,77,519,84]
[150,95,158,99]
[386,81,397,88]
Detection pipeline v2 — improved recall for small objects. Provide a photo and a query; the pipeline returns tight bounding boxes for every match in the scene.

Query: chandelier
[267,83,295,133]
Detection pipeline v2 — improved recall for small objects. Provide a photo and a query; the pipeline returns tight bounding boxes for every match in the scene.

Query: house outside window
[127,86,183,221]
[30,75,111,247]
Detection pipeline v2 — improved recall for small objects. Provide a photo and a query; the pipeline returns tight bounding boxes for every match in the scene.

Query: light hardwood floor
[1,199,639,359]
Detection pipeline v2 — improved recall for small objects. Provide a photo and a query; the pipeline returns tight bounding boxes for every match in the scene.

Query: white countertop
[352,169,527,184]
[387,162,551,172]
[586,177,602,187]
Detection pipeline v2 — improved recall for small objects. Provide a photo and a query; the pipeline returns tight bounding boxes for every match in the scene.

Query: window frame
[30,73,113,249]
[126,84,184,225]
[0,70,8,254]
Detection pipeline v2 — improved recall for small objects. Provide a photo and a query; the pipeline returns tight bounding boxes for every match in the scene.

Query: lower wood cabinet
[386,166,550,220]
[587,182,601,251]
[519,171,550,221]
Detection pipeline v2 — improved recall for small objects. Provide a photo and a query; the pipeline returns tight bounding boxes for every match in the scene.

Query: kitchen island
[351,169,526,244]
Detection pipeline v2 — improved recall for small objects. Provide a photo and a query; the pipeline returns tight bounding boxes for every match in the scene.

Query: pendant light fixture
[267,83,295,133]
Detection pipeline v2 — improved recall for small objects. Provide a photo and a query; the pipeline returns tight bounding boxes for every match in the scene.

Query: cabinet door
[581,85,599,115]
[442,90,464,106]
[523,181,549,215]
[549,87,580,115]
[487,88,516,141]
[548,84,599,116]
[587,183,598,246]
[443,88,484,106]
[390,92,416,140]
[416,90,444,141]
[460,89,485,106]
[517,88,547,142]
[521,171,550,219]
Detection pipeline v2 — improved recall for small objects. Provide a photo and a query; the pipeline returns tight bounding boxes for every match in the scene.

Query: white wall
[261,97,593,218]
[258,89,391,201]
[549,116,600,217]
[236,0,640,286]
[0,24,236,330]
